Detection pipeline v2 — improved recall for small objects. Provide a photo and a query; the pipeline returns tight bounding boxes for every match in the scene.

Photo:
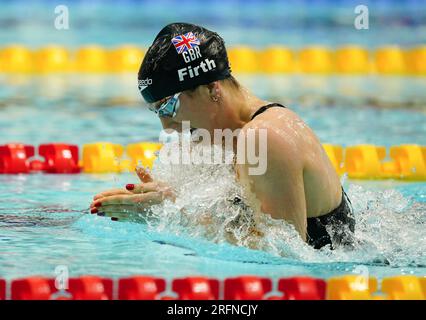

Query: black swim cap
[138,22,232,103]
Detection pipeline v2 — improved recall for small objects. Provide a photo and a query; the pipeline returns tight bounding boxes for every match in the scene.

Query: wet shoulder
[244,107,308,137]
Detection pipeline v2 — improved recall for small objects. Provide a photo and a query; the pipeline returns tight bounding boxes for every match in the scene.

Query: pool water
[0,74,425,282]
[1,0,426,47]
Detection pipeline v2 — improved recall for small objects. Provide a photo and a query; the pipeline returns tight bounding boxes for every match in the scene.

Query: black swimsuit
[250,103,355,250]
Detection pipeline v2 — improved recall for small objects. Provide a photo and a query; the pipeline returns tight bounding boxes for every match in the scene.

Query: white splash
[143,140,425,268]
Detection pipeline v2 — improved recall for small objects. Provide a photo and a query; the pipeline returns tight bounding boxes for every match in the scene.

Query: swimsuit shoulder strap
[250,103,287,121]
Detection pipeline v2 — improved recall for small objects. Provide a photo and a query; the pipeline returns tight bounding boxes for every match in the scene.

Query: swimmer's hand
[89,167,175,221]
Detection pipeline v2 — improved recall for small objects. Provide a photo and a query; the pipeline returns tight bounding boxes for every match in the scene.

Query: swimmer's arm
[235,125,307,241]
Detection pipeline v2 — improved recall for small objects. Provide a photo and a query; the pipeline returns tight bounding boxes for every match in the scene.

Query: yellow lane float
[82,142,125,173]
[108,46,144,72]
[374,46,406,74]
[406,46,426,75]
[335,46,370,74]
[344,144,388,179]
[33,46,70,73]
[260,46,294,73]
[332,144,426,180]
[0,45,33,72]
[74,45,108,72]
[381,276,425,300]
[1,45,426,75]
[127,142,162,170]
[388,144,426,180]
[74,143,425,179]
[326,275,378,300]
[298,46,334,74]
[227,46,259,73]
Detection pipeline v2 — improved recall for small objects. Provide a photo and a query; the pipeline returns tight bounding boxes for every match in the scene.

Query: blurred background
[1,0,426,47]
[0,0,425,282]
[0,0,425,147]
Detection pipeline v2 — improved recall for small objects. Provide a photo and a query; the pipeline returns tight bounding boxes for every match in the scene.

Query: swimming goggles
[148,92,181,118]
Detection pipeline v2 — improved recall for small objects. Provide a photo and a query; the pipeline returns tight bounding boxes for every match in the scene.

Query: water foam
[138,140,425,268]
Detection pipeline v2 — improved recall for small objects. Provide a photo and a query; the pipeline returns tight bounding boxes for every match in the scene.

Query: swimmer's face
[156,82,222,133]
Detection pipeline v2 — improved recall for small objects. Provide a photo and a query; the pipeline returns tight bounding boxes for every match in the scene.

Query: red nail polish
[91,208,98,214]
[95,202,101,207]
[126,184,135,190]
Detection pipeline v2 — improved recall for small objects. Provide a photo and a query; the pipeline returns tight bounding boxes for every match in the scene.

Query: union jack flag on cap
[171,32,200,54]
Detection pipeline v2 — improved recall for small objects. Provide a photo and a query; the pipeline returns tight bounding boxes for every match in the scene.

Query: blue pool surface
[0,173,424,281]
[0,0,426,47]
[1,75,425,147]
[0,74,425,282]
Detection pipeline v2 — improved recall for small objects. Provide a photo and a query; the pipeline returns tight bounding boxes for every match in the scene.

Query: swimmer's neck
[219,86,269,131]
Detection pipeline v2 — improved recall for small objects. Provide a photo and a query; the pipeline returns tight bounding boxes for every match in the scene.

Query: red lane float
[11,276,113,300]
[11,277,56,300]
[118,276,166,300]
[4,275,426,300]
[68,276,113,300]
[0,279,5,300]
[224,276,272,300]
[278,277,326,300]
[0,143,80,174]
[172,277,220,300]
[37,143,80,173]
[0,143,34,174]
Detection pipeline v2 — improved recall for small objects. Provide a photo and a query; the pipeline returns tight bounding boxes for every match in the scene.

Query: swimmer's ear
[206,82,220,102]
[136,167,154,183]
